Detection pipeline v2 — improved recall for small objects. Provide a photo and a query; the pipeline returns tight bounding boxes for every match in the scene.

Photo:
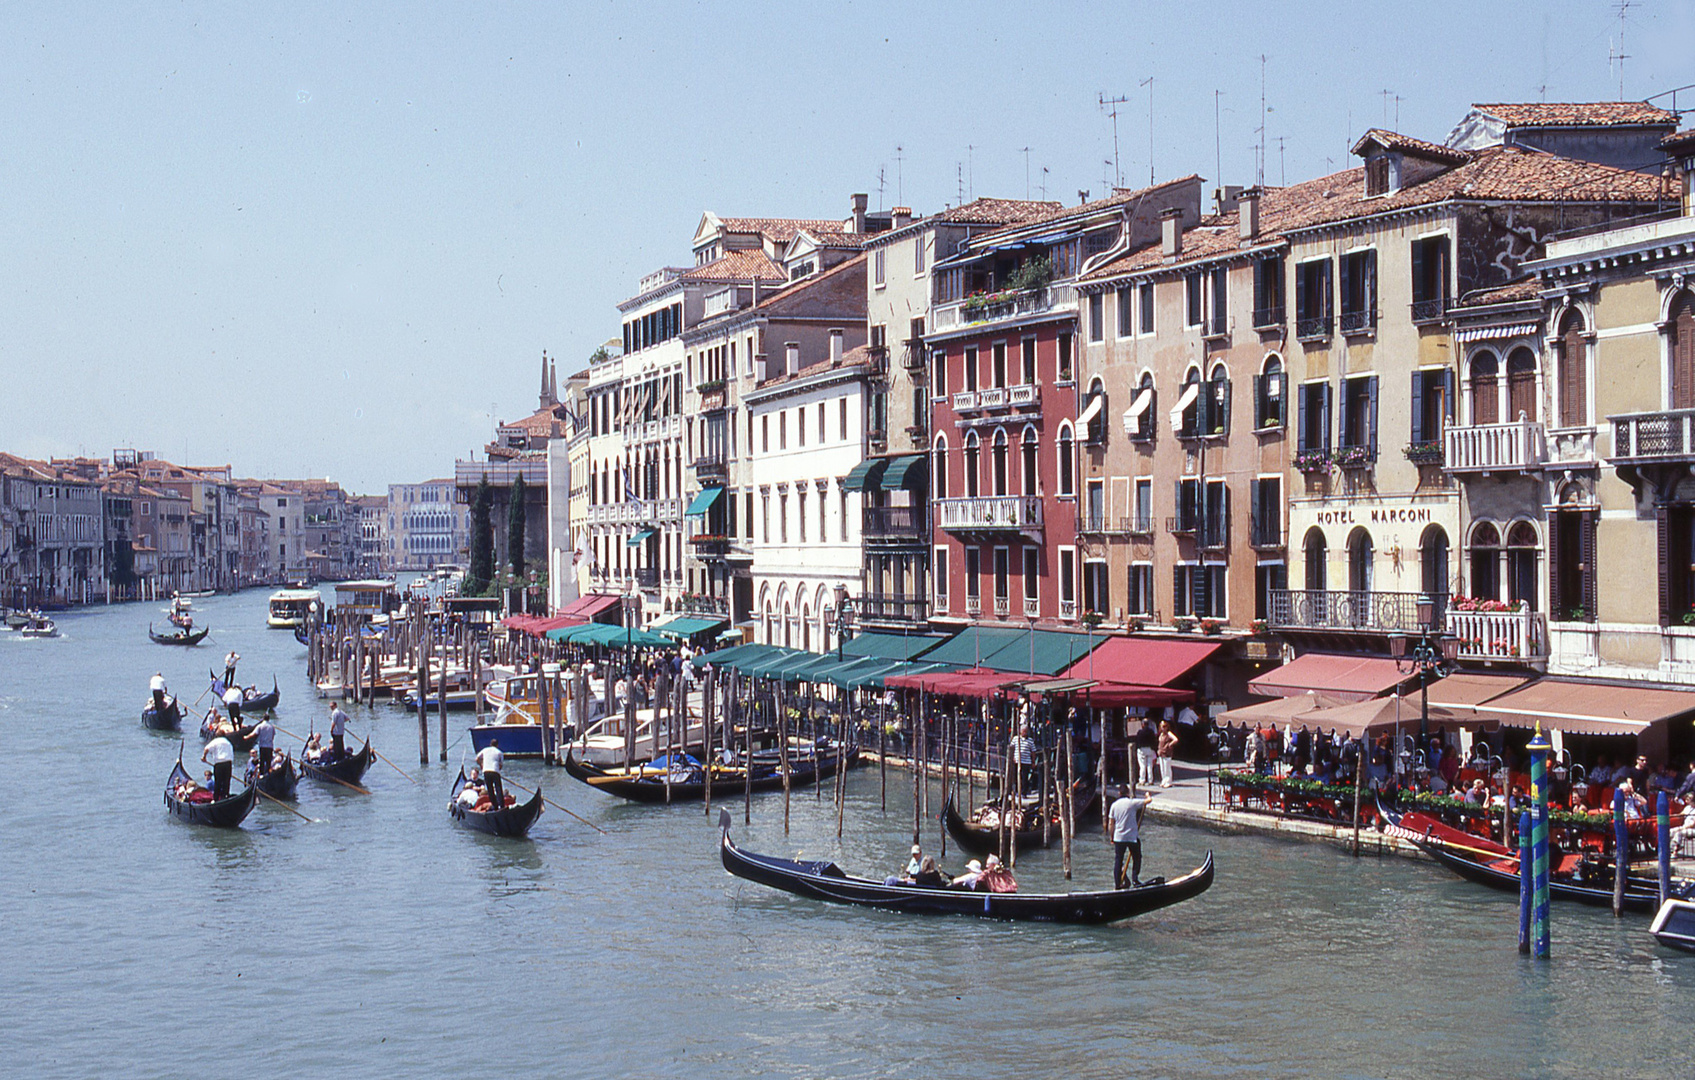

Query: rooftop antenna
[1020,146,1032,199]
[1609,0,1632,100]
[966,144,976,200]
[1099,92,1131,188]
[1214,89,1224,192]
[956,161,965,205]
[1139,77,1155,184]
[896,145,904,205]
[1256,55,1268,187]
[1040,165,1049,200]
[875,165,887,212]
[1277,136,1287,187]
[1103,160,1115,196]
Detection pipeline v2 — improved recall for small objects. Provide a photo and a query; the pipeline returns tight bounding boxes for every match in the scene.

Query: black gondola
[150,624,210,646]
[200,717,259,753]
[300,739,375,788]
[164,759,257,828]
[211,672,280,713]
[141,696,183,731]
[942,787,1100,858]
[562,745,859,804]
[449,768,543,838]
[293,624,310,646]
[246,753,299,800]
[719,810,1214,924]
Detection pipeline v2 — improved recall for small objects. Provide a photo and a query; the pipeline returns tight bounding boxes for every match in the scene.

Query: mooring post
[1518,810,1533,955]
[1613,786,1628,919]
[1659,791,1673,910]
[1528,728,1551,957]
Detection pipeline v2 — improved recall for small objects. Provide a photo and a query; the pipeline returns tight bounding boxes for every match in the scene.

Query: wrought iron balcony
[1610,409,1695,466]
[1411,296,1449,324]
[1249,519,1285,549]
[1203,314,1230,340]
[937,496,1043,533]
[1296,315,1332,340]
[689,534,730,557]
[858,594,929,625]
[635,567,660,589]
[1339,309,1376,335]
[863,505,927,539]
[1445,420,1546,475]
[901,339,927,371]
[1252,304,1285,330]
[931,285,1074,332]
[692,453,727,480]
[1268,589,1445,634]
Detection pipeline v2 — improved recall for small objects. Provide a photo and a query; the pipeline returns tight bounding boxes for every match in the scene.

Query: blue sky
[1,0,1690,492]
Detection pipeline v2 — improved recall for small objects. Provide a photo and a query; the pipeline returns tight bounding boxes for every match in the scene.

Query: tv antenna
[1040,166,1049,201]
[895,145,904,205]
[1139,77,1155,185]
[966,144,975,200]
[1380,89,1402,129]
[1020,146,1032,199]
[1256,55,1269,187]
[1099,92,1130,188]
[1609,0,1632,100]
[875,165,886,212]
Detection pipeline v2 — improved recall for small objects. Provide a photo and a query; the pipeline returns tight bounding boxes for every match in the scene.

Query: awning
[1292,695,1490,739]
[684,487,724,517]
[879,454,926,490]
[1059,637,1220,687]
[1454,322,1540,344]
[839,631,947,662]
[558,593,623,620]
[842,458,885,492]
[627,528,657,547]
[1018,677,1098,695]
[1218,691,1344,728]
[981,629,1103,676]
[551,622,675,649]
[885,665,1010,697]
[1421,672,1531,711]
[650,614,727,639]
[917,627,1033,669]
[1076,394,1104,427]
[1085,681,1196,708]
[1168,381,1200,428]
[1122,387,1154,431]
[1473,678,1695,736]
[1247,653,1412,703]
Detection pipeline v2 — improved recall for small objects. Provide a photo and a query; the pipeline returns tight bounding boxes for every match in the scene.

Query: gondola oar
[346,730,417,784]
[270,723,373,794]
[499,776,606,834]
[252,785,317,823]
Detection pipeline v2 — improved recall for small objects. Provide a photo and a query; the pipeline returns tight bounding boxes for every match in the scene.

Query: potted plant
[1293,448,1333,475]
[1081,610,1104,630]
[1249,618,1269,635]
[1174,616,1197,633]
[1334,445,1375,469]
[1199,617,1224,635]
[1125,616,1147,633]
[1403,440,1444,465]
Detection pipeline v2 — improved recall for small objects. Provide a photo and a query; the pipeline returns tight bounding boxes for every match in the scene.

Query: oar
[500,776,606,835]
[347,731,417,785]
[252,785,317,823]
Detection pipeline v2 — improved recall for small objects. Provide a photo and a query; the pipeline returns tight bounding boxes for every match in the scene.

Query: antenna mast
[1099,92,1131,188]
[1609,0,1632,100]
[1139,77,1155,185]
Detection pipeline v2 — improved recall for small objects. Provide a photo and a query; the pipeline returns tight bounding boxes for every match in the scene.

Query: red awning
[1247,653,1411,703]
[502,615,537,631]
[558,593,623,620]
[1084,681,1195,708]
[885,667,1011,698]
[532,614,585,636]
[1059,637,1221,687]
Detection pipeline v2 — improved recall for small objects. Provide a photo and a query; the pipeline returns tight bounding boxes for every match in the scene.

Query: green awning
[878,454,926,490]
[841,458,887,492]
[650,614,727,639]
[684,487,724,517]
[627,528,656,547]
[739,647,815,679]
[918,627,1103,676]
[917,627,1033,668]
[704,643,803,674]
[840,631,947,663]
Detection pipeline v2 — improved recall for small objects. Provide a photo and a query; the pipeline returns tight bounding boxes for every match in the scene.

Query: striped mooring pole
[1527,727,1552,959]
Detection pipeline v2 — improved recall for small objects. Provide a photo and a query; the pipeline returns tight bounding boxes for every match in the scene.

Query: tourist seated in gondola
[457,768,485,808]
[303,732,327,763]
[951,860,985,890]
[978,855,1017,893]
[1618,779,1647,820]
[909,856,948,889]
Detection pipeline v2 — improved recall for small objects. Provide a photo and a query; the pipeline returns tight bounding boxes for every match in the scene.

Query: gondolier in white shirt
[223,650,240,688]
[149,672,169,713]
[476,737,506,810]
[328,702,349,759]
[222,683,245,726]
[202,735,235,800]
[1108,785,1154,889]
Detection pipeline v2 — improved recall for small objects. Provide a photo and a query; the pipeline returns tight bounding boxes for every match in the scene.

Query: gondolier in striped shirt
[477,738,505,810]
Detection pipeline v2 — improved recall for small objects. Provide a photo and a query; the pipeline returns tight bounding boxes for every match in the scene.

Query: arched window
[1671,291,1695,410]
[1347,527,1373,594]
[1056,422,1075,496]
[933,435,949,500]
[801,604,811,651]
[964,432,981,498]
[1255,356,1283,429]
[992,428,1009,496]
[763,601,774,645]
[1129,371,1157,439]
[1469,349,1499,426]
[1179,366,1202,436]
[1021,426,1039,497]
[1470,522,1501,601]
[1420,524,1450,601]
[1557,309,1587,427]
[1303,527,1328,592]
[1206,363,1231,436]
[782,602,793,647]
[1506,346,1537,423]
[1507,521,1538,611]
[1084,377,1107,443]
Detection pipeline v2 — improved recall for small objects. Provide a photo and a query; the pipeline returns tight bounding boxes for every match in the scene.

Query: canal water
[2,590,1691,1079]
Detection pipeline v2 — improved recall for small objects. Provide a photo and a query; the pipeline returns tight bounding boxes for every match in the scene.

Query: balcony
[859,594,929,625]
[979,387,1008,410]
[1411,296,1449,324]
[1080,512,1128,536]
[1127,513,1154,536]
[682,594,729,617]
[952,390,980,413]
[693,453,727,481]
[863,505,927,539]
[1547,425,1598,469]
[1269,589,1445,634]
[1203,314,1230,340]
[993,595,1011,616]
[1009,384,1038,408]
[1445,605,1547,662]
[901,339,927,371]
[965,595,982,616]
[689,534,730,557]
[1023,596,1040,618]
[932,285,1074,332]
[1059,598,1077,621]
[1339,309,1376,336]
[937,496,1043,533]
[1197,518,1228,550]
[866,345,889,377]
[1296,315,1332,340]
[1253,305,1285,330]
[1444,420,1546,475]
[1610,409,1695,466]
[1249,520,1285,549]
[635,567,660,589]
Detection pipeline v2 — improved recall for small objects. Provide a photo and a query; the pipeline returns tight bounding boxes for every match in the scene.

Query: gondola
[1381,803,1686,914]
[141,696,183,731]
[562,745,859,804]
[300,739,375,788]
[1650,899,1695,953]
[211,672,280,713]
[200,716,259,753]
[719,811,1213,925]
[164,759,257,828]
[448,768,542,838]
[293,624,311,646]
[245,753,299,800]
[150,624,210,646]
[942,785,1100,858]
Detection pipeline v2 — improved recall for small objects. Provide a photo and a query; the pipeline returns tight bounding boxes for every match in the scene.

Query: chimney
[785,341,801,376]
[891,206,912,230]
[1238,187,1262,245]
[829,328,843,364]
[851,193,868,234]
[756,353,769,382]
[1161,207,1184,259]
[1214,185,1244,216]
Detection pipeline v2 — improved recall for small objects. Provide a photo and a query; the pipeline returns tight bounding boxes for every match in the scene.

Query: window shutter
[1250,475,1263,542]
[1411,240,1428,303]
[1253,374,1266,429]
[1296,384,1310,450]
[1364,249,1377,316]
[1174,481,1185,530]
[1339,252,1352,313]
[1410,371,1426,445]
[1658,506,1671,627]
[1366,376,1379,454]
[1221,380,1233,435]
[1582,510,1598,624]
[1548,511,1564,617]
[1442,367,1457,422]
[1173,565,1185,617]
[1322,260,1333,318]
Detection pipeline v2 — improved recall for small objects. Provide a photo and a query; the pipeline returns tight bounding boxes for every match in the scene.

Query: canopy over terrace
[917,626,1104,677]
[1471,677,1695,737]
[1220,692,1502,738]
[1247,653,1414,703]
[837,631,948,663]
[648,614,727,641]
[556,593,624,623]
[546,622,675,649]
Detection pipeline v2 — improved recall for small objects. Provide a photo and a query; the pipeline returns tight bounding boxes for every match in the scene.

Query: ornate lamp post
[833,583,855,662]
[1388,594,1462,753]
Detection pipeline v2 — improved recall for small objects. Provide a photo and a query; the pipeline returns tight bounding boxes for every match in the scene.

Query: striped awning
[1453,322,1540,343]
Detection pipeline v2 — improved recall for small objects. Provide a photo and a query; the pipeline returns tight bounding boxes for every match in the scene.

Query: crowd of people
[884,844,1018,893]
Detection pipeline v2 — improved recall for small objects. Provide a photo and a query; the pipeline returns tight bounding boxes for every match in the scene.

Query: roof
[1351,128,1471,165]
[502,404,569,436]
[934,197,1065,225]
[557,593,622,620]
[1478,678,1695,735]
[1247,653,1413,703]
[680,250,786,284]
[1058,637,1221,686]
[1473,102,1679,128]
[717,217,850,244]
[920,627,1103,677]
[838,631,948,663]
[649,615,725,639]
[1457,277,1543,307]
[1421,671,1532,710]
[1663,129,1695,155]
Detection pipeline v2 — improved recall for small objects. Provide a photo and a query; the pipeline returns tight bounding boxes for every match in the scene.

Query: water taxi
[267,588,321,629]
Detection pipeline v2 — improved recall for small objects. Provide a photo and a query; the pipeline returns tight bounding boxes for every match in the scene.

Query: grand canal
[3,589,1691,1079]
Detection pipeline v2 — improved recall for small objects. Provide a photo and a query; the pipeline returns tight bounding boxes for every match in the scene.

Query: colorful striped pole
[1527,729,1551,958]
[1518,810,1532,955]
[1658,790,1672,910]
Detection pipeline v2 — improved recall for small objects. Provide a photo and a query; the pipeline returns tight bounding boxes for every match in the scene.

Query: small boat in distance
[942,785,1100,859]
[19,612,59,638]
[564,744,858,804]
[267,588,321,629]
[150,624,209,646]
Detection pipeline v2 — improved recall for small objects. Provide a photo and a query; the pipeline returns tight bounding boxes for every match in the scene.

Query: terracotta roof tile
[717,218,848,244]
[1473,102,1679,128]
[934,197,1065,225]
[1663,128,1695,154]
[681,250,786,283]
[1458,277,1543,307]
[1351,128,1470,164]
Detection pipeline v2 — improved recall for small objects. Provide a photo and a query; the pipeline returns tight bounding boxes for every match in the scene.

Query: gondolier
[222,683,245,725]
[202,734,235,800]
[328,702,349,758]
[1108,785,1154,889]
[1011,722,1038,792]
[477,738,506,810]
[223,650,240,687]
[252,715,276,774]
[150,672,169,713]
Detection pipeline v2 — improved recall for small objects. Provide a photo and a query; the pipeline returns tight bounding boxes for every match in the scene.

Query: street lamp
[1388,594,1462,755]
[833,583,854,661]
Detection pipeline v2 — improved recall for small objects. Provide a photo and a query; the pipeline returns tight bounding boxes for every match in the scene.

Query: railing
[1269,589,1445,633]
[1009,383,1038,407]
[1127,512,1153,535]
[1024,596,1040,618]
[1611,409,1695,463]
[952,390,980,412]
[979,387,1008,409]
[1340,309,1376,335]
[859,594,929,624]
[1249,520,1284,548]
[965,595,982,615]
[1444,420,1546,474]
[1081,512,1128,535]
[1253,304,1285,329]
[1203,314,1230,339]
[1166,514,1193,536]
[1446,606,1547,661]
[932,285,1074,331]
[901,340,927,371]
[1197,517,1228,549]
[689,535,730,556]
[1059,599,1077,620]
[682,595,729,616]
[635,567,660,589]
[692,453,727,478]
[863,505,927,538]
[1296,315,1332,340]
[866,345,889,376]
[1411,297,1449,324]
[994,595,1011,616]
[936,496,1043,531]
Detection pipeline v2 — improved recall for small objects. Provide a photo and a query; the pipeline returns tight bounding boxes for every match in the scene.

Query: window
[1469,350,1500,425]
[1255,356,1285,429]
[1507,347,1537,422]
[1662,506,1695,627]
[1021,428,1039,497]
[1410,235,1450,321]
[761,493,771,542]
[1673,292,1695,409]
[1250,476,1281,547]
[1295,259,1332,338]
[1177,367,1203,437]
[1127,372,1156,441]
[1084,377,1107,444]
[1128,563,1154,616]
[1023,545,1039,607]
[1206,267,1228,336]
[1200,479,1227,548]
[991,428,1009,496]
[1059,547,1076,610]
[762,416,769,453]
[966,547,982,601]
[914,235,926,275]
[1339,249,1377,334]
[873,247,886,286]
[1469,522,1500,601]
[1557,309,1587,427]
[1057,423,1075,496]
[1409,368,1453,450]
[797,490,807,542]
[839,398,848,441]
[1089,293,1104,342]
[1185,271,1203,327]
[935,546,950,608]
[1021,337,1037,384]
[1304,528,1328,591]
[840,488,849,542]
[1254,563,1286,621]
[1549,508,1596,622]
[1174,563,1226,619]
[797,408,805,448]
[1365,156,1391,197]
[993,547,1010,608]
[1339,375,1378,457]
[992,342,1007,388]
[1133,477,1152,533]
[1174,478,1199,533]
[1138,283,1155,337]
[964,346,979,392]
[1057,332,1074,382]
[1253,255,1285,327]
[964,432,981,498]
[1421,524,1450,603]
[1117,287,1134,338]
[1204,365,1231,436]
[1085,479,1105,531]
[1083,561,1110,615]
[933,436,949,499]
[1297,381,1332,452]
[932,350,949,398]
